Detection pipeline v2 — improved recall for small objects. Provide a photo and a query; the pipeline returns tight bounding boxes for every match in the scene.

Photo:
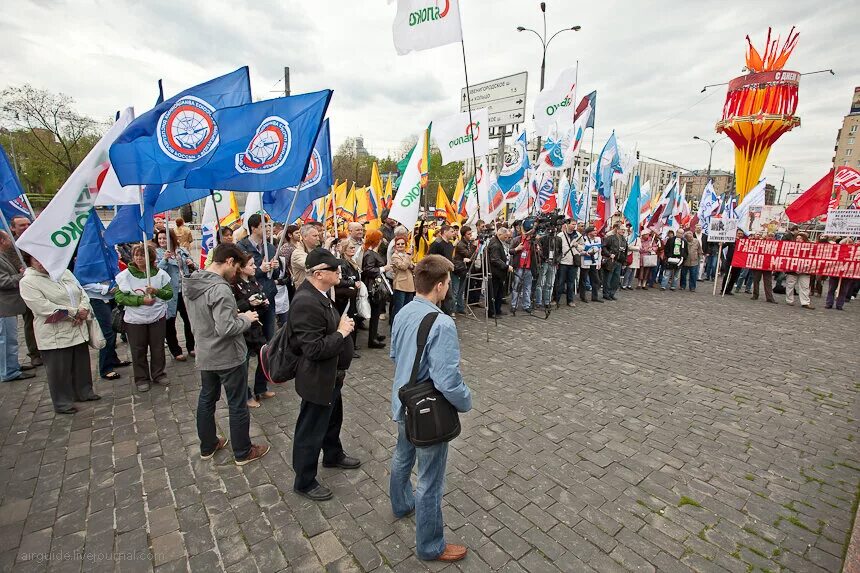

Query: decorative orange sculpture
[716,28,800,200]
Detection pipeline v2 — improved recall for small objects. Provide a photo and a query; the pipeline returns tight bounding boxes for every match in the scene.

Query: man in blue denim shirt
[389,255,472,562]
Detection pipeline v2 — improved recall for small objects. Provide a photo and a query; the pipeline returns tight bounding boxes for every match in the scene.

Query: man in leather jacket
[601,223,628,301]
[486,227,512,318]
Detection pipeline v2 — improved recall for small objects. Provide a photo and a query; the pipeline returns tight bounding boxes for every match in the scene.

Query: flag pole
[208,190,223,245]
[460,24,491,341]
[0,209,26,269]
[275,180,305,256]
[259,192,269,263]
[560,61,580,219]
[165,209,172,252]
[139,187,152,286]
[21,194,37,220]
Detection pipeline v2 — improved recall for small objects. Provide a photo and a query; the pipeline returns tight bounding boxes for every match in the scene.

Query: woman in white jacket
[19,253,100,414]
[621,234,641,289]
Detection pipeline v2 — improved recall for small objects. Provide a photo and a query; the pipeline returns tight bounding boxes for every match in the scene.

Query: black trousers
[368,302,384,346]
[23,307,40,360]
[42,342,96,411]
[166,295,195,357]
[292,378,345,492]
[125,318,167,384]
[722,267,742,294]
[487,273,506,316]
[580,267,601,301]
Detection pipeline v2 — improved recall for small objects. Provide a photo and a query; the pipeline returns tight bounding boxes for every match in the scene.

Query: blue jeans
[554,264,577,303]
[534,263,557,307]
[511,268,533,311]
[90,299,121,377]
[680,266,699,291]
[392,290,415,323]
[0,316,21,382]
[661,267,680,289]
[197,363,251,460]
[450,275,467,313]
[705,254,717,280]
[390,422,449,560]
[735,268,754,292]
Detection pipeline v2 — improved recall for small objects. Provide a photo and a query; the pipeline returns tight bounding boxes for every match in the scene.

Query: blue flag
[497,131,529,193]
[104,204,145,246]
[139,181,210,236]
[263,118,333,222]
[74,211,120,284]
[0,143,25,202]
[622,175,641,240]
[109,67,252,186]
[186,90,332,192]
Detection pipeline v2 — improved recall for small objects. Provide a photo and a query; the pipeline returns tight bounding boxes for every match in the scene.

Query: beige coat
[19,268,92,350]
[390,251,415,292]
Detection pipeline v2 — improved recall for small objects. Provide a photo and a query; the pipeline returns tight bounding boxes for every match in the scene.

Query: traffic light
[636,151,640,160]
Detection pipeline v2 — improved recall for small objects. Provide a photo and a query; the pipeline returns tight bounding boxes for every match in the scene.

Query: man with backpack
[389,255,473,562]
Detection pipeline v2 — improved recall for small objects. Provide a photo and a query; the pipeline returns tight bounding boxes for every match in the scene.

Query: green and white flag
[432,108,489,165]
[17,108,135,280]
[389,127,430,230]
[392,0,462,56]
[533,66,578,138]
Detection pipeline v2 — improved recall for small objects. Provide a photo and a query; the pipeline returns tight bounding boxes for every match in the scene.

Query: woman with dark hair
[231,254,273,407]
[19,252,101,413]
[361,229,391,349]
[155,228,196,361]
[115,243,173,392]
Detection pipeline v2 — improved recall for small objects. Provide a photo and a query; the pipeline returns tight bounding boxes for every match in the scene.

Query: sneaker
[201,437,229,460]
[236,443,270,466]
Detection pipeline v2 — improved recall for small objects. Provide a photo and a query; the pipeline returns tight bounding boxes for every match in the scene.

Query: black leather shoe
[55,406,77,414]
[294,484,333,501]
[82,395,102,401]
[368,342,386,349]
[375,335,387,342]
[323,456,362,469]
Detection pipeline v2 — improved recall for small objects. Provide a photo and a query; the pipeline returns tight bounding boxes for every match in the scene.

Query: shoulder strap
[408,312,439,385]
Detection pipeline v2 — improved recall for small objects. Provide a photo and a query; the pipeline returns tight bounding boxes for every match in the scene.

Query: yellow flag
[452,173,466,223]
[354,187,370,224]
[337,183,356,222]
[382,175,393,210]
[435,184,457,223]
[220,191,241,226]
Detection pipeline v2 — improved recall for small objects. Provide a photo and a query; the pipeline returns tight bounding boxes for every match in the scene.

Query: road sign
[461,72,528,129]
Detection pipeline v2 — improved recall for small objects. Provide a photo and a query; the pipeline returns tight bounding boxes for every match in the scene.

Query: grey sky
[2,0,857,192]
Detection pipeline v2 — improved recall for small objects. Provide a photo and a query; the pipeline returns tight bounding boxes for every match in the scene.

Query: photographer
[510,224,539,314]
[451,226,476,314]
[486,227,512,318]
[555,219,582,308]
[535,223,562,311]
[232,255,273,407]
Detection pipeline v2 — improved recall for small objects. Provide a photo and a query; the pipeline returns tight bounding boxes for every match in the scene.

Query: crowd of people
[0,207,857,562]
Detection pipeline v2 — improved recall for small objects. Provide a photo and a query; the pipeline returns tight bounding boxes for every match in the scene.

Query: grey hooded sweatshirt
[183,270,252,371]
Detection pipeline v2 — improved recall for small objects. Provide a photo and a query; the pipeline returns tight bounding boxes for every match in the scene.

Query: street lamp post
[772,164,786,205]
[692,136,719,180]
[517,3,581,156]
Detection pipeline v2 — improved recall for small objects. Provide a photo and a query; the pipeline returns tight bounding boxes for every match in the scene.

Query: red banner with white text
[731,239,860,278]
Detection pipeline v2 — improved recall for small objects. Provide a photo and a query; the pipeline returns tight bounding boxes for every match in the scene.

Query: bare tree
[1,85,102,176]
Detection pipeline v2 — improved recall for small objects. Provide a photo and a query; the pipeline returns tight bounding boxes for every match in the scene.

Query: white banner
[432,108,489,165]
[17,108,135,280]
[392,0,462,55]
[389,129,429,229]
[707,218,739,242]
[823,209,860,236]
[533,66,577,138]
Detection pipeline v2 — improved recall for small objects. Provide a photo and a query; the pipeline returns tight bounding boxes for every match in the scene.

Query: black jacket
[510,235,540,276]
[428,238,455,261]
[333,261,361,316]
[663,237,688,268]
[288,281,353,405]
[237,237,281,301]
[231,278,267,353]
[486,237,509,278]
[453,239,476,277]
[538,234,563,265]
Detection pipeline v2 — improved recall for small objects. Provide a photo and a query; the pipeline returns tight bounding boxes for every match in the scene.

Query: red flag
[835,166,860,194]
[785,169,834,223]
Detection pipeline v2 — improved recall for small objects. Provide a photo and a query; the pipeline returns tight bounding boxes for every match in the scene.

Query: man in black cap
[289,248,360,501]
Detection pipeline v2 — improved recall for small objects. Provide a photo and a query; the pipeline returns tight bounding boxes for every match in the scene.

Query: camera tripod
[461,234,495,341]
[509,231,556,321]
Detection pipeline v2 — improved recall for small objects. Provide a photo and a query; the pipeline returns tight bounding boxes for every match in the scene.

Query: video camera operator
[534,219,562,311]
[510,222,539,314]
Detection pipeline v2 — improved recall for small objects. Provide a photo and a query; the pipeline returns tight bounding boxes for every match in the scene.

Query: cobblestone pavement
[0,287,858,573]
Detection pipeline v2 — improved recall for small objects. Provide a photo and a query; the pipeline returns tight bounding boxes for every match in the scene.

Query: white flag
[17,108,135,280]
[432,108,489,165]
[93,110,140,207]
[533,66,578,138]
[392,0,462,55]
[242,192,264,233]
[736,178,767,232]
[464,176,478,223]
[476,158,504,222]
[389,128,429,230]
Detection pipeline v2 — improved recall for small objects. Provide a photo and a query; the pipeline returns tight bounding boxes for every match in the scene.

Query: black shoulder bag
[398,312,461,446]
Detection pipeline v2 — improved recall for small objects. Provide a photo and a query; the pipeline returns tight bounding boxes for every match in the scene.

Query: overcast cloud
[1,0,857,191]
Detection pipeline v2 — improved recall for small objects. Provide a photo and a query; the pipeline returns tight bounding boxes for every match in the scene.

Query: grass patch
[772,547,782,557]
[678,496,702,508]
[838,460,860,472]
[800,468,825,485]
[786,515,820,533]
[754,491,768,499]
[745,474,755,481]
[769,405,786,414]
[746,545,768,559]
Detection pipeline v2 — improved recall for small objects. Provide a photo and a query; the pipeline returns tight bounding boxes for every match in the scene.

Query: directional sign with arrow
[461,72,528,129]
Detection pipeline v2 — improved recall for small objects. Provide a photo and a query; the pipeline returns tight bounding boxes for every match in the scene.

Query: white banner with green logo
[392,0,462,56]
[533,66,578,138]
[17,108,135,280]
[389,128,430,230]
[432,108,489,165]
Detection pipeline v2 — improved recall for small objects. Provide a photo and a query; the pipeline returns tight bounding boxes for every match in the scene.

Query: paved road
[0,288,858,572]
